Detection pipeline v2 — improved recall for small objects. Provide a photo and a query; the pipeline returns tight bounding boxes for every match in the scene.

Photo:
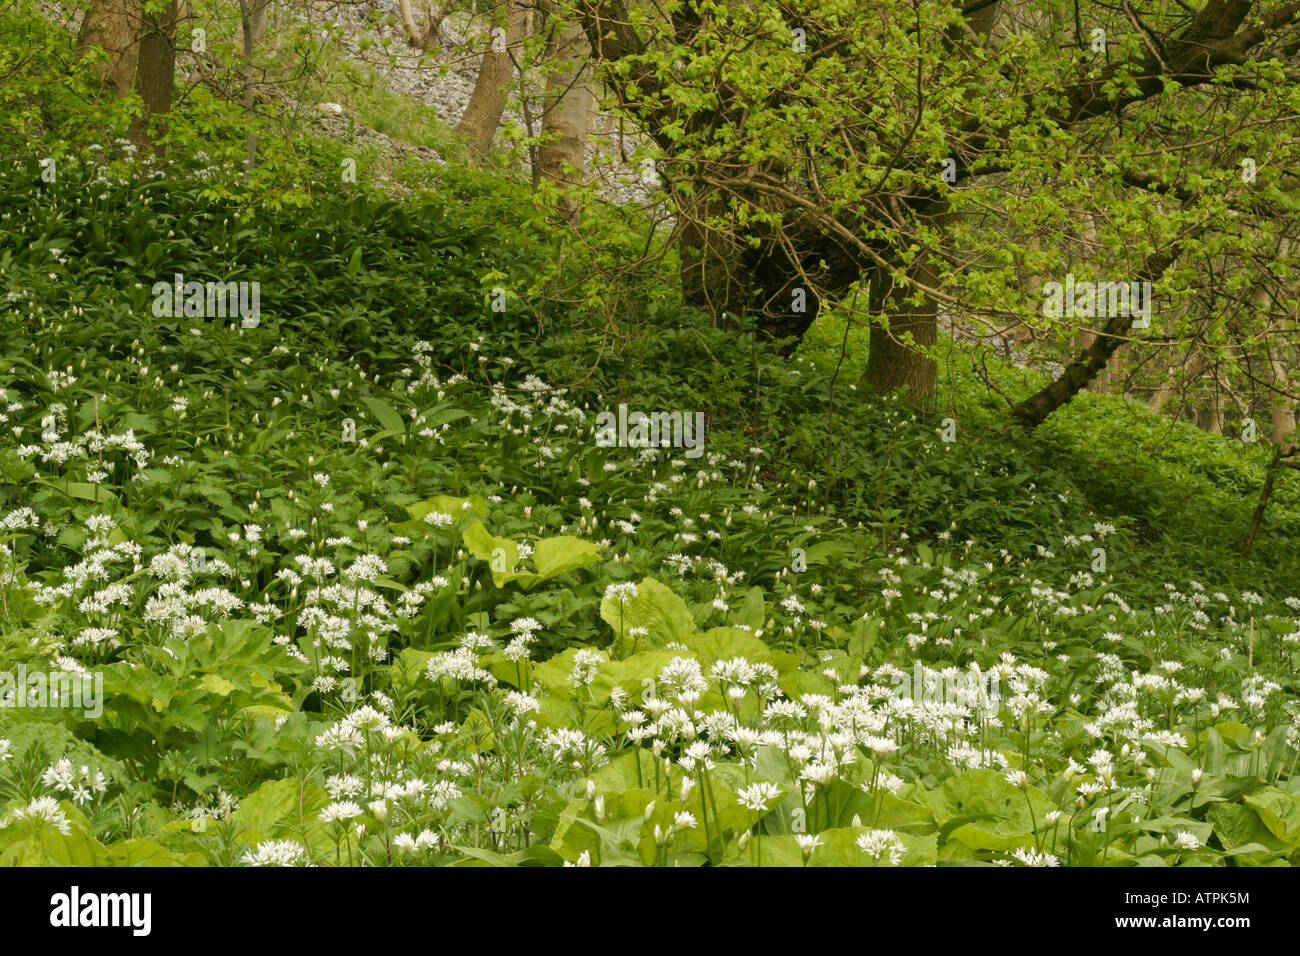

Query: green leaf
[198,673,237,696]
[514,845,564,867]
[601,577,696,652]
[462,519,521,587]
[103,838,206,867]
[588,649,682,705]
[360,396,406,435]
[691,627,796,670]
[754,827,936,867]
[1243,788,1300,847]
[461,521,599,590]
[527,535,601,584]
[920,770,1056,852]
[450,845,515,866]
[1206,803,1287,864]
[32,479,119,505]
[0,825,107,866]
[230,777,331,852]
[390,494,488,535]
[734,586,766,629]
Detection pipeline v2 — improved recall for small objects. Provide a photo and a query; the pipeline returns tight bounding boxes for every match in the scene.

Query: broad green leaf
[1243,788,1300,846]
[1206,803,1287,864]
[360,395,406,434]
[749,827,936,867]
[231,777,331,853]
[528,535,601,583]
[389,494,488,535]
[462,519,521,587]
[920,769,1056,852]
[33,479,119,505]
[199,673,237,696]
[691,627,796,670]
[103,838,206,867]
[733,586,766,630]
[601,577,696,652]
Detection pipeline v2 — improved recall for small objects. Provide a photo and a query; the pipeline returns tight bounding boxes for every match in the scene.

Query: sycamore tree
[558,0,1300,428]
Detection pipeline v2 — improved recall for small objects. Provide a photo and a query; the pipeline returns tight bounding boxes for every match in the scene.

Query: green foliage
[1,94,1299,866]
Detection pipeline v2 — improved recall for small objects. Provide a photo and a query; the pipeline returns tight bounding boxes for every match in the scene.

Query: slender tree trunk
[398,0,429,47]
[454,0,526,157]
[1268,346,1296,447]
[1258,268,1297,446]
[1149,351,1206,414]
[1245,447,1300,556]
[238,0,259,171]
[1203,379,1224,434]
[235,0,269,50]
[76,0,144,98]
[398,0,455,50]
[1244,450,1281,556]
[538,16,592,224]
[127,0,179,156]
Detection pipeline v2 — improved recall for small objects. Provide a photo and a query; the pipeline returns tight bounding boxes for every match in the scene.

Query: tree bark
[1148,350,1207,415]
[454,0,526,158]
[127,0,179,156]
[862,256,940,404]
[398,0,455,50]
[676,195,748,325]
[1203,388,1224,434]
[1259,266,1297,446]
[235,0,269,50]
[538,16,592,224]
[238,0,259,171]
[1243,450,1281,557]
[860,195,950,404]
[1268,343,1296,446]
[1244,447,1300,556]
[76,0,144,98]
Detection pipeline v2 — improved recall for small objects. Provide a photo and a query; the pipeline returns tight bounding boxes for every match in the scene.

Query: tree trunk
[1074,329,1105,391]
[537,16,592,224]
[862,260,938,405]
[852,4,1002,405]
[1206,397,1224,434]
[398,0,429,48]
[1244,448,1300,556]
[677,196,748,325]
[398,0,455,50]
[1268,341,1296,446]
[238,0,259,171]
[454,0,526,158]
[1258,269,1297,446]
[1013,325,1125,428]
[1200,374,1225,434]
[1243,449,1281,557]
[1149,350,1206,415]
[127,0,179,156]
[861,199,949,405]
[76,0,144,98]
[235,0,269,50]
